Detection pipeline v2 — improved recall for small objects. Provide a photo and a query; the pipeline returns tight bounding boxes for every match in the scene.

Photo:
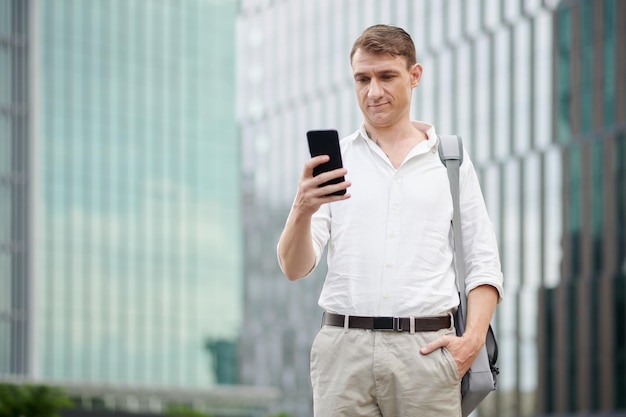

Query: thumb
[420,336,449,355]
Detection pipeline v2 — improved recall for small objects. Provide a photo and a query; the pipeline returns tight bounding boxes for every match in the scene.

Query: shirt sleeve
[459,150,504,301]
[276,199,332,278]
[309,203,332,272]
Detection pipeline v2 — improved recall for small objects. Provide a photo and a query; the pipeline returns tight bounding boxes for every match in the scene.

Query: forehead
[351,49,409,74]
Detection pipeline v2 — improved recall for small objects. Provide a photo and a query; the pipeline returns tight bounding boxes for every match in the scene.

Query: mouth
[369,102,388,109]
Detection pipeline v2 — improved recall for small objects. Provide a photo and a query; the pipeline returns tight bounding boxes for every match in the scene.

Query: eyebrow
[353,69,401,79]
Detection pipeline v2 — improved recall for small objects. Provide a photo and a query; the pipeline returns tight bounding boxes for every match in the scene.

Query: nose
[368,78,383,99]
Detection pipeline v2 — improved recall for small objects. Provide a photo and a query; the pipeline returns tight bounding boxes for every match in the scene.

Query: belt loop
[449,312,455,330]
[344,314,350,332]
[409,316,415,334]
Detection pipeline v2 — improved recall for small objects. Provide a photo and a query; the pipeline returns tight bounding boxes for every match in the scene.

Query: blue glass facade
[35,0,242,387]
[2,0,243,392]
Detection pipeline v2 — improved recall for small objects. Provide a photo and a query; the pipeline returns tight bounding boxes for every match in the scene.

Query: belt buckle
[373,317,402,331]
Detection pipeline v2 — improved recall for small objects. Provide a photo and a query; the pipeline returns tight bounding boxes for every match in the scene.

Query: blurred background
[0,0,624,417]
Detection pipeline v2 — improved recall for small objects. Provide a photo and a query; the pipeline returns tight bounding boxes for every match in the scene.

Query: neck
[364,121,424,147]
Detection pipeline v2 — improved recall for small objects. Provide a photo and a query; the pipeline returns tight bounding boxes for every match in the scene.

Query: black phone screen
[306,130,346,196]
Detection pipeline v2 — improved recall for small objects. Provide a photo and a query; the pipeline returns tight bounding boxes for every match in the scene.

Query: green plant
[166,404,213,417]
[0,383,73,417]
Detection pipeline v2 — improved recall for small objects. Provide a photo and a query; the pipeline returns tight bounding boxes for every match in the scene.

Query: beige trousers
[310,325,462,417]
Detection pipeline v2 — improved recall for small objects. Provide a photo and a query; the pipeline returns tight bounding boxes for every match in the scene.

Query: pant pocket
[441,346,461,382]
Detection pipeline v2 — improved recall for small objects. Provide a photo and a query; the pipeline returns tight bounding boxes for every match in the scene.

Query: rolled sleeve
[459,153,504,302]
[276,201,331,278]
[309,203,331,273]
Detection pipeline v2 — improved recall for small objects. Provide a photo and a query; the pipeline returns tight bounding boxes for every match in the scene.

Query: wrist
[288,207,314,225]
[461,330,486,352]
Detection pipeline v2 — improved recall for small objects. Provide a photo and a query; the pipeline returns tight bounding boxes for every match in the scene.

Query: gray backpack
[438,135,500,417]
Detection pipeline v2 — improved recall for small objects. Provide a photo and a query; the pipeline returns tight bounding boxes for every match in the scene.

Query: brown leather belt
[323,312,451,332]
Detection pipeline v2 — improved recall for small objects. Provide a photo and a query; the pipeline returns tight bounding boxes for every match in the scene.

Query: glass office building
[0,0,31,378]
[237,0,625,416]
[537,0,626,413]
[2,0,243,398]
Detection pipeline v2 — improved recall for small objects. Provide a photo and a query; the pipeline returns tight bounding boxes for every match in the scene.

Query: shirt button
[385,261,393,267]
[389,232,396,238]
[383,294,390,299]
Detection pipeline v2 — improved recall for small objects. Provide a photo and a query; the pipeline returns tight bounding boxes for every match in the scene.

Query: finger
[294,177,350,212]
[420,336,450,355]
[318,182,352,199]
[300,174,349,197]
[312,168,349,188]
[303,155,330,177]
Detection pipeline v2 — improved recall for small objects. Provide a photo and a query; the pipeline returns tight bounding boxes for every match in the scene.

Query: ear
[409,63,422,88]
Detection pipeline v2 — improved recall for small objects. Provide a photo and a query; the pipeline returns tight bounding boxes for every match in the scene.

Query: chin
[368,115,391,124]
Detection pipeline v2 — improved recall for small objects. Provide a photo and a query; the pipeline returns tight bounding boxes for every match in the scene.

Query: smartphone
[306,129,346,196]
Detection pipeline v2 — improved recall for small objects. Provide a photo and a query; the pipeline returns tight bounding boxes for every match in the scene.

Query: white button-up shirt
[290,121,503,317]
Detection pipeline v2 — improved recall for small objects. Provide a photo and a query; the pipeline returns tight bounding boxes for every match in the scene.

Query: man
[277,24,503,417]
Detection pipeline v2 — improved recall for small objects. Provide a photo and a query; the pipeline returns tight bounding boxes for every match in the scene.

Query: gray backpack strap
[437,135,467,330]
[438,135,464,167]
[439,136,499,416]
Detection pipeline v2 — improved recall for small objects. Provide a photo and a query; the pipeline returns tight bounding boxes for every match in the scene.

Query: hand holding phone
[306,129,346,196]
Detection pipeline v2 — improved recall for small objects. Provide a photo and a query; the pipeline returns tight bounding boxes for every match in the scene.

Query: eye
[356,77,369,83]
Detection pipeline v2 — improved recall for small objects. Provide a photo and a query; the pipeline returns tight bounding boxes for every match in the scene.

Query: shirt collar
[357,120,439,150]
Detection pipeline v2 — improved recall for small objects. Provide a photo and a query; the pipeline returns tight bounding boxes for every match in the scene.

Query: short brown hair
[350,24,417,68]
